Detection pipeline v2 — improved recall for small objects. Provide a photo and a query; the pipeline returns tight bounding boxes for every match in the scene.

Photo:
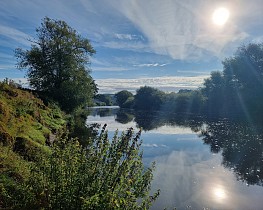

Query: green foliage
[222,43,263,117]
[115,90,134,108]
[0,81,65,149]
[202,71,225,116]
[134,86,165,111]
[201,42,263,118]
[0,82,66,208]
[95,94,116,106]
[20,126,159,209]
[223,43,263,89]
[15,17,97,113]
[122,96,135,108]
[0,145,32,209]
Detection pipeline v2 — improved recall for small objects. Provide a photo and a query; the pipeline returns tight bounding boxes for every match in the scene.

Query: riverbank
[0,81,66,207]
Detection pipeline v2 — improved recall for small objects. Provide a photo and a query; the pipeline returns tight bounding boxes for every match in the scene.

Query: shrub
[24,125,159,209]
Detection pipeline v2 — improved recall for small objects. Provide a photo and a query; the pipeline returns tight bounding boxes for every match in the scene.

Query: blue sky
[0,0,263,93]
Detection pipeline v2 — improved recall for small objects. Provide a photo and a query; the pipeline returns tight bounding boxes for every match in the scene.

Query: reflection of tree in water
[117,109,263,186]
[134,111,167,131]
[88,107,119,117]
[69,110,100,147]
[115,109,134,124]
[199,120,263,186]
[97,108,117,117]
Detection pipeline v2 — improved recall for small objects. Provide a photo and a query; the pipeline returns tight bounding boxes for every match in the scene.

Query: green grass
[0,81,66,208]
[0,82,65,148]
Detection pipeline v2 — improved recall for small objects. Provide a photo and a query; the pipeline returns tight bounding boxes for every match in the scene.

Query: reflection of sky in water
[86,115,195,135]
[86,111,263,210]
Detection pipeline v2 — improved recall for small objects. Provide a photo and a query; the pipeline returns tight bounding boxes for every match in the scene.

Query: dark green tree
[115,90,134,108]
[134,86,165,111]
[222,43,263,117]
[15,17,97,112]
[202,71,225,116]
[95,94,114,106]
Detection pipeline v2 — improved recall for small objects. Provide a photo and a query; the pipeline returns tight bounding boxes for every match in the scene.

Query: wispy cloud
[114,33,144,41]
[1,0,262,79]
[142,143,168,148]
[133,63,168,67]
[0,25,32,46]
[110,0,252,60]
[92,66,129,72]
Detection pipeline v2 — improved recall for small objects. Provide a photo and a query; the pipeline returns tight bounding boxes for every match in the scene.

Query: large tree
[134,86,165,111]
[115,90,134,108]
[15,17,97,112]
[222,43,263,117]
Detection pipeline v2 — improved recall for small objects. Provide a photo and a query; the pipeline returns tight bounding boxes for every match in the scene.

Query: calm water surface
[86,107,263,210]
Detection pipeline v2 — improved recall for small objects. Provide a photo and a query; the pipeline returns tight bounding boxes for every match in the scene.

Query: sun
[212,7,230,26]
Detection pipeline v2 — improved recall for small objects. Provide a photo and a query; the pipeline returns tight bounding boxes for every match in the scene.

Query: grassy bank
[0,81,66,207]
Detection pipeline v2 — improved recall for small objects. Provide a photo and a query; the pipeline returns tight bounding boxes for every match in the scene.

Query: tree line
[115,42,263,121]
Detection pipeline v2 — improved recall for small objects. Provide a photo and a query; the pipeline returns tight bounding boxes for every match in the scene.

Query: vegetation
[0,81,159,209]
[133,86,165,111]
[95,94,116,106]
[0,79,65,159]
[15,17,97,113]
[0,80,65,208]
[115,90,134,108]
[23,126,159,210]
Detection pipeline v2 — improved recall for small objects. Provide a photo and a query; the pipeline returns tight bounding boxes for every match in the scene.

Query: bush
[23,125,159,209]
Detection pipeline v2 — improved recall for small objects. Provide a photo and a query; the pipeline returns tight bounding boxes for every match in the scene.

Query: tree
[95,94,114,106]
[223,43,263,90]
[15,17,97,112]
[202,71,225,116]
[115,90,134,108]
[134,86,165,111]
[222,43,263,117]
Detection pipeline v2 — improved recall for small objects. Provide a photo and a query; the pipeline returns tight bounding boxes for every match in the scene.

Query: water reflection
[198,120,263,186]
[112,109,263,186]
[86,107,263,209]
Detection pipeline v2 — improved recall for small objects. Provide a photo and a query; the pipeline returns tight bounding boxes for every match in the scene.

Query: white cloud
[133,63,168,67]
[142,143,167,148]
[95,75,209,94]
[92,66,129,72]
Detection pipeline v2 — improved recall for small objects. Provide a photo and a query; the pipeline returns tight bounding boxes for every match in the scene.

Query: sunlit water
[86,107,263,210]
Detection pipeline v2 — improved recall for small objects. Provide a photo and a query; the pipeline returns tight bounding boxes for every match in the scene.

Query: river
[86,106,263,210]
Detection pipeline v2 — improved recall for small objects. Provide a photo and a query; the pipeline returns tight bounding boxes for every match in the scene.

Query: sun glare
[214,188,226,199]
[212,7,230,26]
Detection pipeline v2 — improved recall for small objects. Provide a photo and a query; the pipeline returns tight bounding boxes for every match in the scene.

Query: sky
[0,0,263,93]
